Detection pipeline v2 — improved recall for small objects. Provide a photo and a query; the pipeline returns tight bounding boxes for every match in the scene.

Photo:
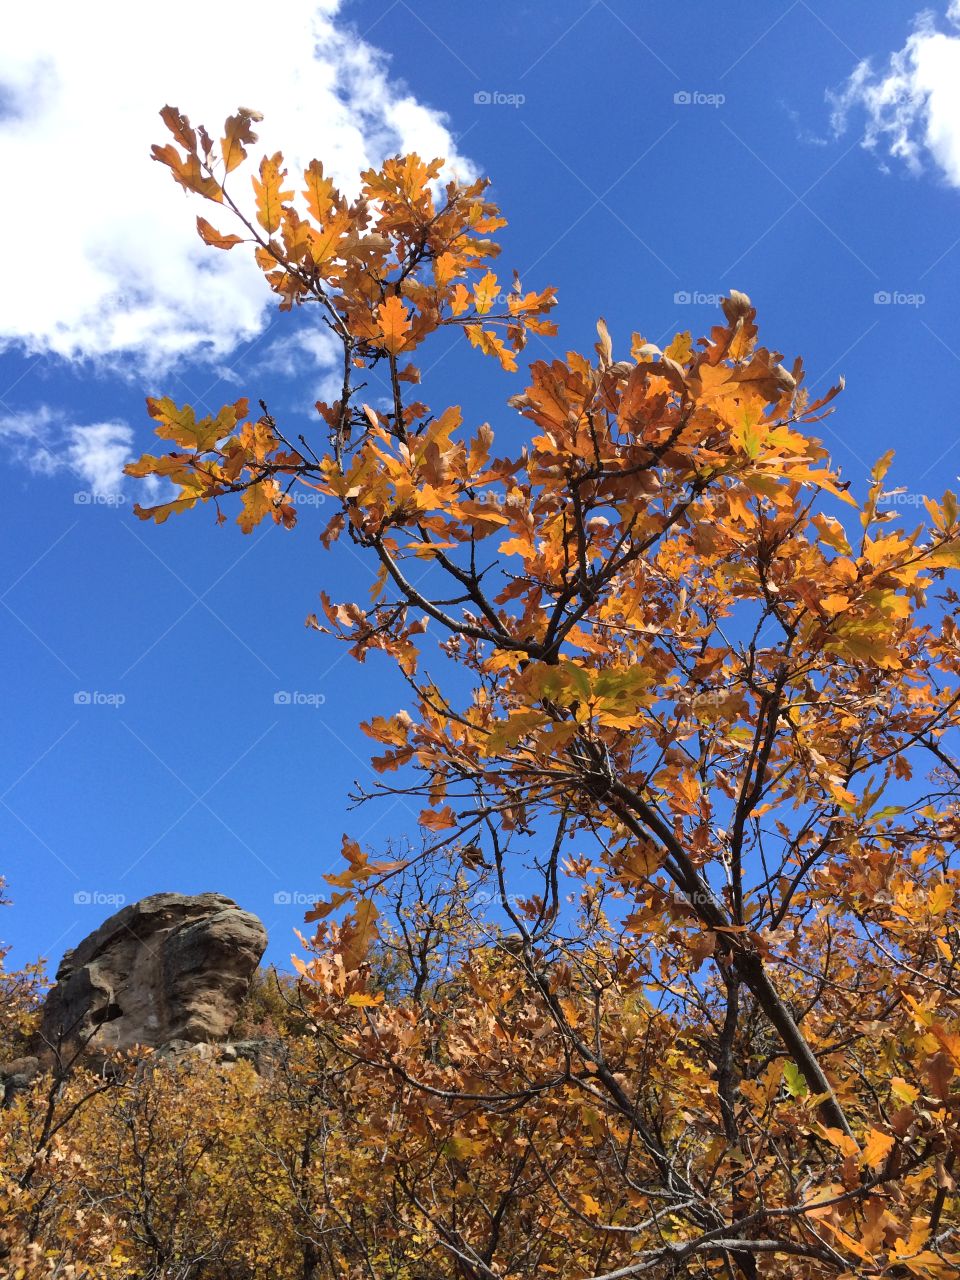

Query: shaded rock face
[158,1037,285,1078]
[0,1056,41,1107]
[39,893,267,1053]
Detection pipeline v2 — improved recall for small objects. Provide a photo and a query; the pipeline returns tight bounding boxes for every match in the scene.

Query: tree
[121,106,960,1277]
[0,878,45,1064]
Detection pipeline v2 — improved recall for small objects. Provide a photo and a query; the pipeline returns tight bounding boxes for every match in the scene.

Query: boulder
[39,893,267,1054]
[0,1055,41,1107]
[153,1036,286,1077]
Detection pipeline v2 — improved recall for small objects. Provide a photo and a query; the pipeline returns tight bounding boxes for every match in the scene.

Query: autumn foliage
[3,106,960,1278]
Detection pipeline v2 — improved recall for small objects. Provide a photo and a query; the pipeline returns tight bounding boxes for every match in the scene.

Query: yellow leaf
[345,991,385,1007]
[483,710,549,755]
[303,159,335,224]
[474,270,499,315]
[929,881,953,915]
[870,449,896,485]
[465,323,518,371]
[664,330,693,363]
[928,539,960,568]
[580,1193,602,1219]
[812,513,852,554]
[252,152,292,234]
[238,482,276,533]
[132,494,199,525]
[890,1077,920,1105]
[445,1135,484,1159]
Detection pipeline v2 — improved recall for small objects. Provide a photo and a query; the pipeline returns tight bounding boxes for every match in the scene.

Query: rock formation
[0,1055,41,1107]
[39,892,268,1054]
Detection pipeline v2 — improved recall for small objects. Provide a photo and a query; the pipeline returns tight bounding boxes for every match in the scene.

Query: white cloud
[830,3,960,186]
[254,322,345,409]
[66,424,138,498]
[0,408,135,497]
[258,325,342,380]
[0,2,473,371]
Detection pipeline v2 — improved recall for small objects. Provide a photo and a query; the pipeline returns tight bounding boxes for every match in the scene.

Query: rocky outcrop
[38,893,267,1054]
[157,1036,286,1077]
[0,1055,41,1106]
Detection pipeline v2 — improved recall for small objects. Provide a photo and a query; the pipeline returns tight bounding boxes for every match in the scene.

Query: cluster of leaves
[0,882,46,1062]
[128,106,556,532]
[31,106,960,1276]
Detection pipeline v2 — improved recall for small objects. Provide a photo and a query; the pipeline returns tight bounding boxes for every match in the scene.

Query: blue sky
[3,0,960,973]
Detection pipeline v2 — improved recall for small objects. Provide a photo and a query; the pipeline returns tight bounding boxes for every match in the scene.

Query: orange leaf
[303,159,336,224]
[861,1128,895,1170]
[220,110,260,174]
[340,899,379,971]
[196,217,243,250]
[419,805,457,831]
[160,105,196,153]
[378,295,412,355]
[152,144,222,201]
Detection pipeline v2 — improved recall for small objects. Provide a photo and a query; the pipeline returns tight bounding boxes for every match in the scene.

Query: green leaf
[783,1061,808,1098]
